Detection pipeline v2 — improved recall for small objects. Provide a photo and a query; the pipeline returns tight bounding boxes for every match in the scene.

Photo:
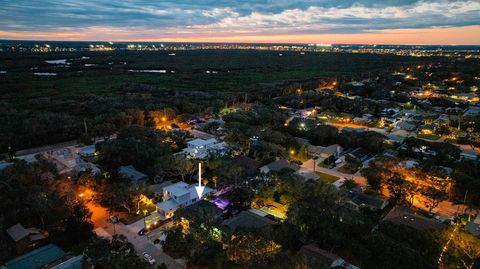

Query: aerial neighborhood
[1,41,480,269]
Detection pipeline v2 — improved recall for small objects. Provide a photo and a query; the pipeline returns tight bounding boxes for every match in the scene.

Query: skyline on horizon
[1,0,480,45]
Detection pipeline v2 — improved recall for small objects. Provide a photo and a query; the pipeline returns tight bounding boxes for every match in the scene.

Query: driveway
[300,159,367,187]
[86,200,184,269]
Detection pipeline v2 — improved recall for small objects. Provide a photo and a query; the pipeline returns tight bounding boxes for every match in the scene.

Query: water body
[45,59,68,65]
[34,72,57,76]
[128,69,168,73]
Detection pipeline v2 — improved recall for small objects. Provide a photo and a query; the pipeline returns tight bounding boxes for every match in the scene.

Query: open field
[0,50,428,100]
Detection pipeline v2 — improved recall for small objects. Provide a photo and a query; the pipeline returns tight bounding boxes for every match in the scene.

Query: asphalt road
[86,201,184,269]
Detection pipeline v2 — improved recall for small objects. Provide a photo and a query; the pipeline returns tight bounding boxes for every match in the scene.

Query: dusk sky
[1,0,480,44]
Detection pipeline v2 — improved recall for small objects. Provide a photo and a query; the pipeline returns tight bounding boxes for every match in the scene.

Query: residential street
[300,159,367,187]
[86,200,184,269]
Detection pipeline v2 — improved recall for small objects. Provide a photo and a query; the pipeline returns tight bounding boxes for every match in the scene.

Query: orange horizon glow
[1,25,480,45]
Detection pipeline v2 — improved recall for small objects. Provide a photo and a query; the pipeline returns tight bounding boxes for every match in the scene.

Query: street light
[143,209,148,230]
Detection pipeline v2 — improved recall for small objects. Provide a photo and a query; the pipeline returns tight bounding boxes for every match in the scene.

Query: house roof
[156,199,180,212]
[51,255,84,269]
[6,224,29,242]
[396,121,417,131]
[148,181,173,194]
[261,159,299,172]
[299,244,339,267]
[187,138,217,147]
[351,193,387,209]
[178,200,222,221]
[322,144,342,156]
[383,205,444,231]
[5,244,64,269]
[118,165,148,182]
[308,145,325,154]
[163,182,190,197]
[464,215,480,237]
[348,148,369,160]
[222,210,275,233]
[419,124,435,131]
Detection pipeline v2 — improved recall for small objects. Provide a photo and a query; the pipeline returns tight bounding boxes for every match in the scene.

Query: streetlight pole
[143,209,148,230]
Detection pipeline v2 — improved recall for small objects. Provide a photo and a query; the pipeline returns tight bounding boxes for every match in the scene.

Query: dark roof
[383,206,444,231]
[51,255,84,269]
[5,244,64,269]
[419,124,436,131]
[382,149,399,158]
[118,165,148,182]
[465,222,480,237]
[464,215,480,237]
[348,148,369,160]
[261,159,299,172]
[180,200,223,221]
[222,210,275,233]
[350,193,388,210]
[299,244,339,267]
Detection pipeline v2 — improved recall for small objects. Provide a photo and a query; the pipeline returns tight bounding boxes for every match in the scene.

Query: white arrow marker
[195,162,205,199]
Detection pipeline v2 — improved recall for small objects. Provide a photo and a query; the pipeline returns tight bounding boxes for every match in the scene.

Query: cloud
[0,0,479,42]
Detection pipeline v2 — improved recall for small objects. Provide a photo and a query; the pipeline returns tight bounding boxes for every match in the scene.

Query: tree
[287,181,353,241]
[222,186,254,208]
[226,230,281,267]
[387,173,410,204]
[361,167,383,192]
[449,230,480,269]
[84,235,150,269]
[421,187,447,214]
[176,159,197,182]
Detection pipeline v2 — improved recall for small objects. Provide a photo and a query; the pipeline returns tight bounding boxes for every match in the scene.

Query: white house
[181,138,227,159]
[156,181,213,219]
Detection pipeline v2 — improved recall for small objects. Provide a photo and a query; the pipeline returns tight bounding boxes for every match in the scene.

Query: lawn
[338,163,360,174]
[315,171,340,184]
[418,133,441,140]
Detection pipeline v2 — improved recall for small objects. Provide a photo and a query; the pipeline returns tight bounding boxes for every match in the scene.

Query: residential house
[42,146,99,175]
[221,210,275,234]
[418,124,436,135]
[464,105,480,117]
[349,192,389,211]
[6,223,46,254]
[181,138,227,159]
[464,214,480,237]
[118,165,148,183]
[308,144,343,160]
[3,244,65,269]
[50,255,84,269]
[383,206,444,231]
[155,181,213,220]
[299,244,361,269]
[395,120,417,131]
[176,200,223,223]
[259,159,299,174]
[346,148,370,162]
[382,149,399,158]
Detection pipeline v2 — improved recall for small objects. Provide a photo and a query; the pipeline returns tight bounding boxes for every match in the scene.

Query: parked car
[142,252,156,264]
